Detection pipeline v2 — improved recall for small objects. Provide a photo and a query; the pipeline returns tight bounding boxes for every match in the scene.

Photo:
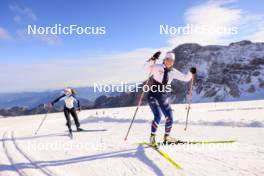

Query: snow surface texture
[0,100,263,176]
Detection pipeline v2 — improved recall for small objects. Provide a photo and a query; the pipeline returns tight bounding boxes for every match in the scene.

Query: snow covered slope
[0,100,263,176]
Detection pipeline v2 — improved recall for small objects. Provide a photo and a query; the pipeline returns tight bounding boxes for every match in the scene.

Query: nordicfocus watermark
[26,140,239,153]
[160,24,238,35]
[159,142,238,152]
[27,24,106,35]
[93,82,172,93]
[27,141,107,152]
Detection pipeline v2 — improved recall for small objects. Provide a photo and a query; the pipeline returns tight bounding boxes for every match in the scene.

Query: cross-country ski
[138,141,183,170]
[157,139,237,145]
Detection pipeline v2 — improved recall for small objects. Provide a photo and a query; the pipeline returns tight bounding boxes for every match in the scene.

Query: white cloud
[9,4,61,45]
[0,46,177,92]
[185,0,241,26]
[16,29,60,46]
[247,29,264,42]
[35,33,60,45]
[168,0,264,46]
[168,0,241,46]
[9,4,37,21]
[0,27,12,40]
[9,4,60,45]
[0,48,155,92]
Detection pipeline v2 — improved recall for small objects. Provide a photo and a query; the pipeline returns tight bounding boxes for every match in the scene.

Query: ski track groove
[187,151,237,172]
[122,157,138,175]
[10,130,59,176]
[2,131,28,176]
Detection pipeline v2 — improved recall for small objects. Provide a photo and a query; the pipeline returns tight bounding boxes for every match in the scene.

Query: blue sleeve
[51,94,66,105]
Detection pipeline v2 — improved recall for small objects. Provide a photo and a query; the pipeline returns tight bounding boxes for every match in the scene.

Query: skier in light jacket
[50,88,83,133]
[145,51,196,144]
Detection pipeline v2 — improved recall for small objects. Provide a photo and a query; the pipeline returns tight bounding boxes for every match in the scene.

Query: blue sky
[0,0,190,63]
[0,0,263,92]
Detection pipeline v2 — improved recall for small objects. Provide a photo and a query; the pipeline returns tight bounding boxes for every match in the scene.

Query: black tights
[64,108,80,130]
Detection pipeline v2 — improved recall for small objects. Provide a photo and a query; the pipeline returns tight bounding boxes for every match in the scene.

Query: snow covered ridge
[94,40,264,108]
[1,40,264,117]
[172,40,264,102]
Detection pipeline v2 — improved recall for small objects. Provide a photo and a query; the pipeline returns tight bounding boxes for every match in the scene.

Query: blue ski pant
[147,92,173,135]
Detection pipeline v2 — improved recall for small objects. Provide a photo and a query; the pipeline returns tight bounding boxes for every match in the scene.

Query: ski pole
[184,75,195,131]
[124,52,160,141]
[124,75,152,141]
[34,104,50,135]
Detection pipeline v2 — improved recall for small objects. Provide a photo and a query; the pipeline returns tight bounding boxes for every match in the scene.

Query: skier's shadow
[39,145,164,176]
[54,145,164,176]
[135,145,164,175]
[0,145,164,176]
[0,129,108,142]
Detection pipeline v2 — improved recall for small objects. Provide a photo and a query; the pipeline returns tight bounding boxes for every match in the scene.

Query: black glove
[190,67,196,74]
[47,103,53,109]
[149,51,161,61]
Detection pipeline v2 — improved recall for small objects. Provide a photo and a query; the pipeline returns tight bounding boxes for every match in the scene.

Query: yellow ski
[157,140,236,145]
[139,142,183,170]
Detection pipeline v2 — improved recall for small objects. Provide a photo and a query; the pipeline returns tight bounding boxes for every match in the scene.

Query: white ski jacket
[145,60,192,84]
[51,94,80,109]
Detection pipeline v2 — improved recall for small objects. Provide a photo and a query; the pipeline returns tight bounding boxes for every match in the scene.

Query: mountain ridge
[1,40,264,117]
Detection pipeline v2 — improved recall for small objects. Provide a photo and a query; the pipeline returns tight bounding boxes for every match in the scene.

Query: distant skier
[50,88,83,133]
[145,51,196,144]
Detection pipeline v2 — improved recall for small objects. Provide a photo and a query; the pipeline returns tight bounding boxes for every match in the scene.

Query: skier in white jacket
[145,51,196,144]
[50,88,83,133]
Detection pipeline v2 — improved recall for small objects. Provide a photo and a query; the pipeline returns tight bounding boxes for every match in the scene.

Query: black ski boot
[68,128,73,139]
[77,127,84,132]
[149,134,156,145]
[66,123,73,139]
[163,134,184,144]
